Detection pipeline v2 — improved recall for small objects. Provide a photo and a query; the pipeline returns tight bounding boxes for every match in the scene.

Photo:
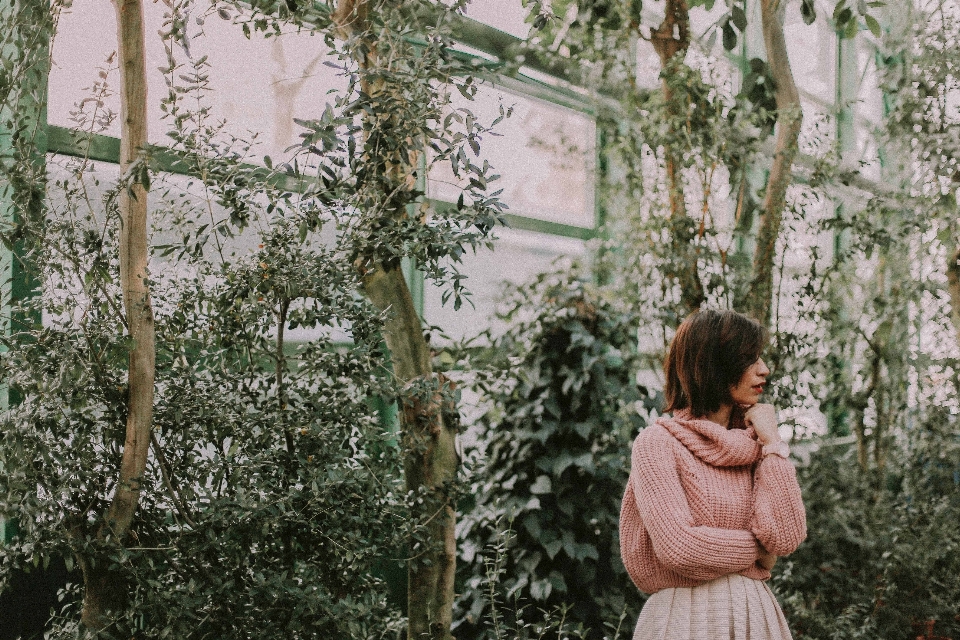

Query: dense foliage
[1,211,409,637]
[776,416,960,639]
[456,3,960,639]
[455,269,651,639]
[767,4,960,637]
[3,0,960,636]
[1,0,505,636]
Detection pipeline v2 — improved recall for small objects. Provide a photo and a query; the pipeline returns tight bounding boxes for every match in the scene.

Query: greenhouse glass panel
[462,0,529,38]
[49,0,345,162]
[43,155,345,341]
[689,1,730,40]
[41,155,120,330]
[635,38,661,89]
[422,227,586,343]
[855,36,884,123]
[783,3,837,105]
[428,84,596,228]
[780,186,834,272]
[853,124,882,182]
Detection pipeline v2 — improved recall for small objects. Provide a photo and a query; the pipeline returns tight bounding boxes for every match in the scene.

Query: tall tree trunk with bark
[649,0,705,314]
[80,0,155,629]
[738,0,803,328]
[946,243,960,346]
[333,2,458,638]
[363,267,458,640]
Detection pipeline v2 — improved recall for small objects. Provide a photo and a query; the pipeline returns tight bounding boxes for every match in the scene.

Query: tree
[883,0,960,342]
[520,0,881,330]
[737,0,803,327]
[2,0,507,636]
[76,0,155,628]
[271,1,513,635]
[330,2,459,634]
[3,26,404,640]
[455,268,649,639]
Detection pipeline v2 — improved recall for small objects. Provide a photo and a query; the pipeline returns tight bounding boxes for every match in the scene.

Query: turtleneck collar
[656,408,761,467]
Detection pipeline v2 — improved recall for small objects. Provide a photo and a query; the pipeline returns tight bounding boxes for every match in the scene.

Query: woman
[620,309,806,640]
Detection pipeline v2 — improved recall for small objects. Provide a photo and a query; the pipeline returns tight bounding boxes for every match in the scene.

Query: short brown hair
[663,309,767,417]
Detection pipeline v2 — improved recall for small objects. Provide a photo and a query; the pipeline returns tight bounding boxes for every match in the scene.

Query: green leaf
[542,540,563,561]
[573,421,593,439]
[731,6,747,32]
[865,13,881,38]
[722,21,738,51]
[705,28,718,51]
[844,15,858,38]
[832,1,848,21]
[801,0,816,25]
[835,6,853,26]
[530,475,552,494]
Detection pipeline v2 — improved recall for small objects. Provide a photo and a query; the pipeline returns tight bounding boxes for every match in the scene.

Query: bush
[454,268,652,639]
[0,214,409,637]
[775,411,960,640]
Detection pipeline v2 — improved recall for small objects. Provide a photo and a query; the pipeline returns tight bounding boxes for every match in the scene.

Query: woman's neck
[704,403,733,428]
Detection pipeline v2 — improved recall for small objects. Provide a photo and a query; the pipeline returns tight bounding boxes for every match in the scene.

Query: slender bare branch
[739,0,803,327]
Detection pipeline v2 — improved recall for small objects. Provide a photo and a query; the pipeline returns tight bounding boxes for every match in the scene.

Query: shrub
[775,412,960,640]
[454,267,652,639]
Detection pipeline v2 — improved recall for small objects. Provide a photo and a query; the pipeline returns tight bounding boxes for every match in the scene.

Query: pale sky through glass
[49,0,343,161]
[463,0,529,38]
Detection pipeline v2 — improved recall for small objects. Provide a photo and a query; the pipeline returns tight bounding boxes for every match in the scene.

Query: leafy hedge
[776,412,960,640]
[454,268,653,639]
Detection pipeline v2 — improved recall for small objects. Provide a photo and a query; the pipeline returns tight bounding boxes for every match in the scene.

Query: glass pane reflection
[49,0,345,162]
[429,84,596,228]
[423,227,587,343]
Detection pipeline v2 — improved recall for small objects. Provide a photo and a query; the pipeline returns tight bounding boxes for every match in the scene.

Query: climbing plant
[455,267,650,639]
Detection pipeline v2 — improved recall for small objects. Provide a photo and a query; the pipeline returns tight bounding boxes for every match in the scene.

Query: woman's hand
[756,540,777,571]
[744,403,780,445]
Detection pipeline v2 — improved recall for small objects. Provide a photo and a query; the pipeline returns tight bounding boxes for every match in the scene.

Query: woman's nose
[757,359,770,376]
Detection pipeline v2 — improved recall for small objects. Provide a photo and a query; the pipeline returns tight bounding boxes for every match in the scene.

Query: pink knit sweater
[619,409,807,595]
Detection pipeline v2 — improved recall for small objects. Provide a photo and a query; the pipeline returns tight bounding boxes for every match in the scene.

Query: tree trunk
[333,2,458,637]
[363,265,458,640]
[82,0,154,628]
[739,0,803,327]
[649,0,705,314]
[945,244,960,346]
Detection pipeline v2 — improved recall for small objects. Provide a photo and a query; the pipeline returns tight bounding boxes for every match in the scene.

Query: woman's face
[730,358,770,407]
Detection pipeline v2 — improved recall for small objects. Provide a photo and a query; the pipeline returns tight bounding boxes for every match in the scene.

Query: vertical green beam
[836,32,857,159]
[401,257,424,319]
[1,0,47,406]
[383,149,428,441]
[0,0,49,544]
[732,0,767,263]
[835,26,855,256]
[742,0,764,69]
[594,124,607,231]
[821,28,856,437]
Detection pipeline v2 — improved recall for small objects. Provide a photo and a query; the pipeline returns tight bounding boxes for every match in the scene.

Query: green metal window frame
[38,14,607,322]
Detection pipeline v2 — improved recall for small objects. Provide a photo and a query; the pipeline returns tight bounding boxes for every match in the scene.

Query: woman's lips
[752,385,764,393]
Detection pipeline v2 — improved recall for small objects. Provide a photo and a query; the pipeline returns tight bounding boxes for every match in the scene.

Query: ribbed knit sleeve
[631,430,759,582]
[750,455,807,556]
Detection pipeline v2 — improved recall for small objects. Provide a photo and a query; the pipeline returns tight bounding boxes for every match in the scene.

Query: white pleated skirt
[633,574,793,640]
